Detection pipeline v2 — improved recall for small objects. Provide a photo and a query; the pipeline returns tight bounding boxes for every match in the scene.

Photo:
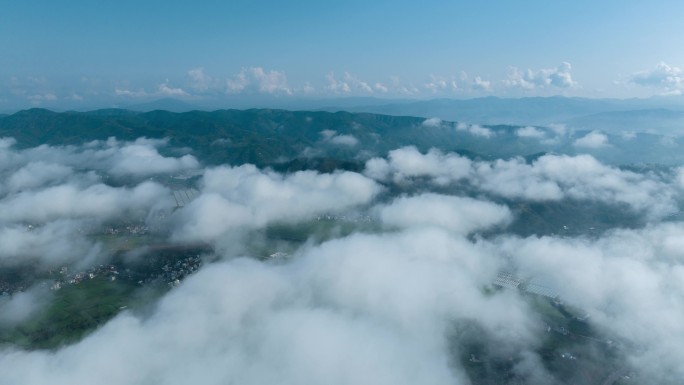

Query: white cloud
[496,223,684,381]
[472,158,564,201]
[474,153,676,218]
[630,62,683,95]
[472,76,492,91]
[5,137,200,178]
[2,135,684,384]
[187,67,212,91]
[0,227,539,385]
[319,129,337,140]
[515,126,546,139]
[114,88,147,98]
[574,131,609,148]
[364,146,471,185]
[301,82,316,94]
[0,182,170,223]
[227,67,292,95]
[0,220,103,267]
[375,193,512,234]
[456,122,494,138]
[325,72,378,94]
[173,165,382,242]
[329,134,358,147]
[547,123,567,136]
[424,75,458,94]
[373,82,388,93]
[6,162,73,193]
[108,140,199,176]
[0,287,50,326]
[0,137,17,149]
[365,147,677,218]
[325,72,351,93]
[676,167,684,189]
[319,130,359,146]
[344,72,374,93]
[0,138,202,268]
[157,79,188,97]
[422,117,442,127]
[504,62,577,89]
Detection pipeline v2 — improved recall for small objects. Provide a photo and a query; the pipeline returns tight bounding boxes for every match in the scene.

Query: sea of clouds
[1,137,683,384]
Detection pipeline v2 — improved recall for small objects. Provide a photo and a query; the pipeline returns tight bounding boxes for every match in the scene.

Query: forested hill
[2,108,683,166]
[0,108,510,167]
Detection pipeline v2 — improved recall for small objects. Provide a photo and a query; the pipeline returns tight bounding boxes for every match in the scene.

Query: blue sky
[2,0,684,110]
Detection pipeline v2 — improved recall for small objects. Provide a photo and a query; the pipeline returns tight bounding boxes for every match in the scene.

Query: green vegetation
[0,277,136,349]
[0,108,540,169]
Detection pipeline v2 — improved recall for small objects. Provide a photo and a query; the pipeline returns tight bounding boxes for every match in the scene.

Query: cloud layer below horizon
[1,138,683,384]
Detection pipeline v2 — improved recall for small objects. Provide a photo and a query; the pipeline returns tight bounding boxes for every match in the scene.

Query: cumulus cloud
[2,135,684,385]
[515,126,546,139]
[187,67,213,91]
[375,193,512,234]
[365,147,677,218]
[364,146,471,185]
[325,72,351,93]
[472,76,492,91]
[456,122,494,138]
[424,75,458,94]
[325,72,375,94]
[373,82,388,93]
[496,222,684,382]
[0,137,17,149]
[422,117,442,127]
[574,131,609,148]
[319,130,358,146]
[172,165,382,242]
[0,287,50,326]
[329,134,358,146]
[630,62,683,95]
[157,79,188,97]
[504,62,577,89]
[0,137,200,179]
[0,182,170,223]
[0,227,541,385]
[473,154,676,218]
[108,139,199,176]
[0,220,103,267]
[6,162,73,193]
[227,67,292,95]
[0,137,199,268]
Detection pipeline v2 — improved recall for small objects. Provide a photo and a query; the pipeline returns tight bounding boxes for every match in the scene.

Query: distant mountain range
[324,96,684,134]
[6,95,684,134]
[127,95,684,136]
[1,107,683,167]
